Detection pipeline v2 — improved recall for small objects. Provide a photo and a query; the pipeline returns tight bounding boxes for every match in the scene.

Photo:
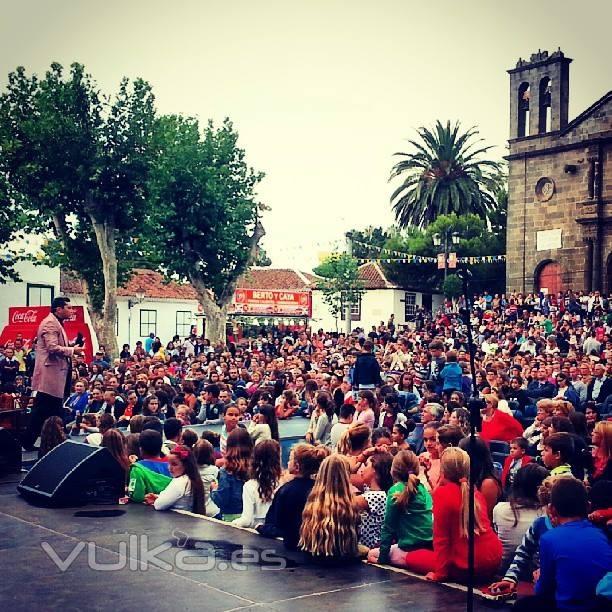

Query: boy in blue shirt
[514,477,611,611]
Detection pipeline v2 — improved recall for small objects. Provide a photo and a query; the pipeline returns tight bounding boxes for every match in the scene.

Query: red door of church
[537,262,563,294]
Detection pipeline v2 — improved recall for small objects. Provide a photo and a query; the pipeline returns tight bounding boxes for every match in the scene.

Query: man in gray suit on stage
[22,297,85,450]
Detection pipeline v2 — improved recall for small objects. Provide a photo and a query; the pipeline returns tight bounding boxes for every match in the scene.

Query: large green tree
[0,63,156,356]
[147,115,266,345]
[313,252,364,333]
[390,120,502,228]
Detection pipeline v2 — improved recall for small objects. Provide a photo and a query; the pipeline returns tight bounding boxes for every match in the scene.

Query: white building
[311,262,444,332]
[0,260,60,330]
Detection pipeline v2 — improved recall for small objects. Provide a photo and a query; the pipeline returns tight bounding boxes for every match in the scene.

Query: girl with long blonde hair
[399,447,502,583]
[299,454,360,563]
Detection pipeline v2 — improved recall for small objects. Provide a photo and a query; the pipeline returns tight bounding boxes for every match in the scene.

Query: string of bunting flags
[351,238,505,265]
[356,255,506,264]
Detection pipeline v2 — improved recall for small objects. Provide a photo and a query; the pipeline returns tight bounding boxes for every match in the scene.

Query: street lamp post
[433,230,460,283]
[456,266,484,612]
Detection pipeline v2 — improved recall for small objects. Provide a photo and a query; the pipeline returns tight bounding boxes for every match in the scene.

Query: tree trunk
[89,215,119,359]
[187,219,266,346]
[190,279,228,345]
[80,276,104,349]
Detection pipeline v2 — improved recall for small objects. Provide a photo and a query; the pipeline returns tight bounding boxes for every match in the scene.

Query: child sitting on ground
[144,445,205,514]
[258,443,329,550]
[299,454,360,565]
[193,438,220,517]
[493,463,548,575]
[354,451,393,550]
[232,439,282,528]
[200,430,223,462]
[367,450,433,566]
[488,475,559,598]
[39,416,66,459]
[181,428,198,450]
[211,427,252,520]
[134,430,171,477]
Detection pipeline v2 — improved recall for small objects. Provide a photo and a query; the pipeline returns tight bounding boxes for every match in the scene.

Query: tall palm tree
[390,121,501,228]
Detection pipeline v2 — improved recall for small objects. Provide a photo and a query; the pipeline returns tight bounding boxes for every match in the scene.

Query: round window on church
[535,177,555,202]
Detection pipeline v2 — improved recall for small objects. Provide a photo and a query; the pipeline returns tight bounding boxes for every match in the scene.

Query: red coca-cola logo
[11,309,39,324]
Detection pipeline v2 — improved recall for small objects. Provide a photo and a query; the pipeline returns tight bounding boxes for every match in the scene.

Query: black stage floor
[0,477,509,611]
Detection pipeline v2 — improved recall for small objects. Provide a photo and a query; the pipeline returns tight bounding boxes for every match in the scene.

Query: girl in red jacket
[403,447,502,583]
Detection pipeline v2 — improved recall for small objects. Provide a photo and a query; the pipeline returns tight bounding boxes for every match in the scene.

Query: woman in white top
[492,463,548,574]
[232,439,281,528]
[144,445,206,514]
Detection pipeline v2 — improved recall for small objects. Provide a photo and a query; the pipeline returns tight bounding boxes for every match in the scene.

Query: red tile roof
[60,267,321,300]
[237,268,316,290]
[357,262,396,289]
[61,269,198,300]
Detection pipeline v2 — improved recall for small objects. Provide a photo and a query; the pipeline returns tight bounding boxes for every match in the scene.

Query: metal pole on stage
[457,267,483,612]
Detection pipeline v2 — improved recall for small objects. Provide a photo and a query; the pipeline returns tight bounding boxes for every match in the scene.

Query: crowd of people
[2,289,612,611]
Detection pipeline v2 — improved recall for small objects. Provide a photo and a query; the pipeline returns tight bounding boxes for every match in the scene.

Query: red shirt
[432,482,502,578]
[480,410,523,443]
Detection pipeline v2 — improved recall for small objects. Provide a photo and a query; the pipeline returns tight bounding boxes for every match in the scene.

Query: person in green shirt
[367,450,433,566]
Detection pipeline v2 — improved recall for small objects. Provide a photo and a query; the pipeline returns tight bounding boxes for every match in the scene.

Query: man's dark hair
[138,429,163,457]
[546,432,574,463]
[550,477,589,518]
[163,417,183,441]
[339,403,356,419]
[205,384,220,398]
[363,340,373,352]
[142,416,163,434]
[51,296,71,312]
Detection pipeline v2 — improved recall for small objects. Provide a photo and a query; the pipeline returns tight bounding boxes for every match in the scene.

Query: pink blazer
[31,313,76,399]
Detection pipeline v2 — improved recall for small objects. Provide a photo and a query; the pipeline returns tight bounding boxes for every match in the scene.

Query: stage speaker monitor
[17,440,124,507]
[0,427,22,474]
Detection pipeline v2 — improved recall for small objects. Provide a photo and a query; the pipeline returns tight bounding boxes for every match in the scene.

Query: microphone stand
[458,267,483,612]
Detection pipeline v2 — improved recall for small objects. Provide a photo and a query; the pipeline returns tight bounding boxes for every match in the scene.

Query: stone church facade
[506,49,612,294]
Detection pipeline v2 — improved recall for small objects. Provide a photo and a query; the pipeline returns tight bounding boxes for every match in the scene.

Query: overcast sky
[2,0,611,272]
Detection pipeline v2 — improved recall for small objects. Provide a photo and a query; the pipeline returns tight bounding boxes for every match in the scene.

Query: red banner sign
[8,306,85,325]
[2,306,93,363]
[230,289,312,317]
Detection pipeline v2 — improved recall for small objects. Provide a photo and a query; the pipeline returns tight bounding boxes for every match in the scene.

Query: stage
[0,476,509,611]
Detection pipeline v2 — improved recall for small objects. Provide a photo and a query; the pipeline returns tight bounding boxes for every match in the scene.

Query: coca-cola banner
[9,306,85,325]
[2,305,94,363]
